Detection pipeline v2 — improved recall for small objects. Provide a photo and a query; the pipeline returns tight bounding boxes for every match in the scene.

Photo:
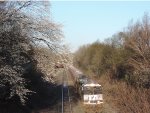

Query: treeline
[74,14,150,88]
[0,1,65,112]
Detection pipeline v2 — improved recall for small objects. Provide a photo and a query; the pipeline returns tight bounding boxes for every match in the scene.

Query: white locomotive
[82,83,103,104]
[69,66,103,105]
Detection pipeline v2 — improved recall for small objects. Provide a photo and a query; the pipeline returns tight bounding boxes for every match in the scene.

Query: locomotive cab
[83,83,103,104]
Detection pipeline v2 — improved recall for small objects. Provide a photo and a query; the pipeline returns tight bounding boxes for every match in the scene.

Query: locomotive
[68,66,103,104]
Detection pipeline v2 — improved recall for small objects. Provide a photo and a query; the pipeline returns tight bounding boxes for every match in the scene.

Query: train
[68,66,103,105]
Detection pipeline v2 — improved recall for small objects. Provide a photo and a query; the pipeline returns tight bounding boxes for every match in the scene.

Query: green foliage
[74,40,130,79]
[74,14,150,88]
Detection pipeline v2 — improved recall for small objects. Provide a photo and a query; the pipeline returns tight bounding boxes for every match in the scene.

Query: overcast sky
[51,1,150,52]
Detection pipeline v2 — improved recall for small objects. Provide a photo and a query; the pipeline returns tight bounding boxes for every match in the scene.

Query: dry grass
[97,75,150,113]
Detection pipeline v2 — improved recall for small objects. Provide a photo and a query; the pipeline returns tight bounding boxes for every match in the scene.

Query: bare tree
[125,14,150,87]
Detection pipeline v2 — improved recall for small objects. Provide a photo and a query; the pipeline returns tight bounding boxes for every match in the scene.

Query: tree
[0,1,64,106]
[124,14,150,87]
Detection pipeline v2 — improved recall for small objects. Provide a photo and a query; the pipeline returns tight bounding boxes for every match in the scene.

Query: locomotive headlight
[63,83,67,87]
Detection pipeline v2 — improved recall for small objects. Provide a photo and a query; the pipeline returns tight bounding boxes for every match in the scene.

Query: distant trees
[74,14,150,88]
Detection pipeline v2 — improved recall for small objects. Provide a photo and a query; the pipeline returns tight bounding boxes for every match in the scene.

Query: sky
[51,1,150,52]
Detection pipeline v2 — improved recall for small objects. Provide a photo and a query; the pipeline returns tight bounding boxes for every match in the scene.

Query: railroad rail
[61,68,73,113]
[47,68,73,113]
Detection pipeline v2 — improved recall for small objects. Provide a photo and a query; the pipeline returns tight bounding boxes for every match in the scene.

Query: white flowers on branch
[0,1,67,105]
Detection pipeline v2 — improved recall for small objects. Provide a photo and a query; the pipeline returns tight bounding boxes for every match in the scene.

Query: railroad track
[61,68,73,113]
[41,68,73,113]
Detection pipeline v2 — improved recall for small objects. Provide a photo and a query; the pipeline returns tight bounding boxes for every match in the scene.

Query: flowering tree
[0,1,66,105]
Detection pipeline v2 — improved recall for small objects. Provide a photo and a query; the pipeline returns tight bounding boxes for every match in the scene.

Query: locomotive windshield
[93,86,102,94]
[83,87,93,94]
[83,85,102,94]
